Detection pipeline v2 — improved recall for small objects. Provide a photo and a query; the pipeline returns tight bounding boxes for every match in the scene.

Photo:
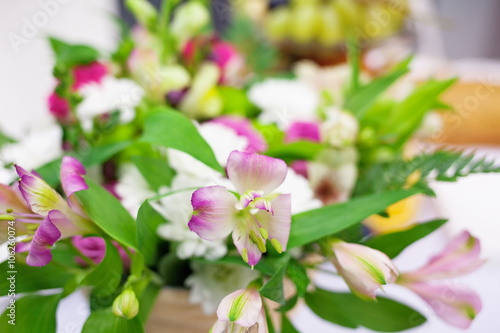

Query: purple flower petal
[188,186,238,241]
[61,156,88,198]
[405,282,482,329]
[15,165,68,216]
[226,151,287,195]
[285,121,321,143]
[211,116,267,153]
[72,235,106,265]
[404,231,484,281]
[26,211,62,266]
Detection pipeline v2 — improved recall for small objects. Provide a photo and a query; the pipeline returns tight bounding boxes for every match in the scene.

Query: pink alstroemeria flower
[397,231,484,328]
[189,151,291,267]
[401,282,482,329]
[402,231,484,282]
[211,287,267,333]
[329,240,399,300]
[285,121,321,143]
[210,116,268,153]
[10,156,97,266]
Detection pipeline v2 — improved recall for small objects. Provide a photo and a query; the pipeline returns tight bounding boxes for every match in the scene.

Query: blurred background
[1,1,499,332]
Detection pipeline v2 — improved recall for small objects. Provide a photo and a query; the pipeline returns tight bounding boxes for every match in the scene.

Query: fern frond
[354,149,500,196]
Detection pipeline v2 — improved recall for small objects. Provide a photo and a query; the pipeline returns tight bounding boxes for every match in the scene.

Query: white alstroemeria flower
[185,262,259,315]
[77,76,144,130]
[320,107,359,148]
[155,178,228,261]
[248,79,320,128]
[0,120,62,183]
[115,163,156,218]
[276,168,322,214]
[212,287,267,333]
[329,240,398,300]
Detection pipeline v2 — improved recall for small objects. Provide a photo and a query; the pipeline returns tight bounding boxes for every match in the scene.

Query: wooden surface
[145,288,215,333]
[433,82,500,145]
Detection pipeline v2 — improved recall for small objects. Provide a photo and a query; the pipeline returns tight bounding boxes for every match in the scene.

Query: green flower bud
[112,288,139,319]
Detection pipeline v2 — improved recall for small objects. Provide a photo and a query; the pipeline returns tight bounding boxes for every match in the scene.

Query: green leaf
[81,238,123,297]
[0,261,72,296]
[75,177,138,250]
[136,201,165,266]
[265,141,324,162]
[345,61,410,119]
[305,289,426,332]
[287,258,309,297]
[355,149,500,196]
[288,189,417,248]
[82,308,144,333]
[281,313,300,333]
[384,78,457,147]
[365,219,447,258]
[49,37,100,67]
[131,155,175,191]
[259,259,288,305]
[141,108,223,173]
[80,141,133,166]
[137,280,162,323]
[0,294,61,333]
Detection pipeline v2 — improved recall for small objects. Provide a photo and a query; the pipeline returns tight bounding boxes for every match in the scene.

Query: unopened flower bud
[320,108,359,148]
[112,288,139,319]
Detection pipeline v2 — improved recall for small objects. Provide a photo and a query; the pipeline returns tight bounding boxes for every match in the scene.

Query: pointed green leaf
[305,289,426,332]
[81,238,123,298]
[82,308,144,333]
[0,294,61,333]
[365,219,447,258]
[75,177,138,250]
[288,189,418,248]
[141,108,223,173]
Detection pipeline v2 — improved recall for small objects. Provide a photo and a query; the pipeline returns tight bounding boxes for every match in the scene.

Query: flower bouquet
[0,1,498,332]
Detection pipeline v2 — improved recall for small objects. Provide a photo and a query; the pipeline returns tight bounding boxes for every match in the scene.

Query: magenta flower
[212,287,267,333]
[285,121,321,143]
[48,92,71,122]
[72,236,131,268]
[401,282,482,329]
[72,61,108,90]
[329,240,399,300]
[401,231,484,282]
[210,116,268,153]
[10,156,98,266]
[188,151,291,267]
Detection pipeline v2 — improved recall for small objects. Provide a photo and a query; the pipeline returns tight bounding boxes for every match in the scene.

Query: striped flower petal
[15,165,68,216]
[216,288,262,328]
[330,241,399,300]
[26,211,62,266]
[61,156,88,198]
